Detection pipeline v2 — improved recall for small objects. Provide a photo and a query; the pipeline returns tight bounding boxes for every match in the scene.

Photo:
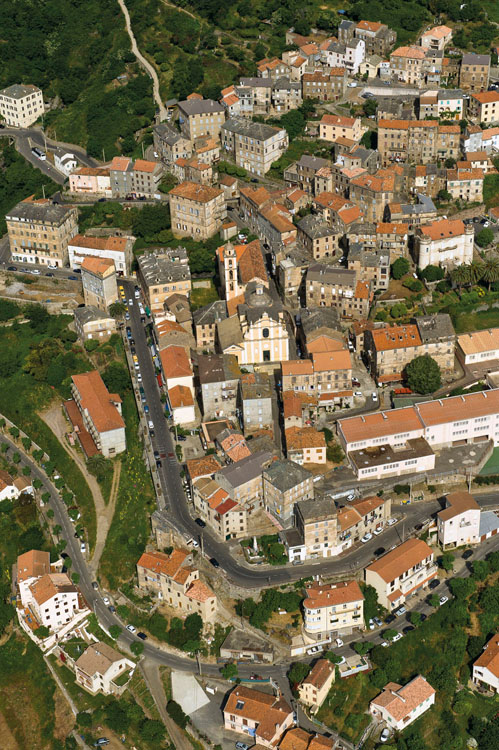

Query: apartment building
[258,57,292,79]
[75,643,135,696]
[129,158,164,198]
[159,344,193,395]
[460,53,490,93]
[193,301,227,350]
[282,349,352,400]
[16,550,51,602]
[7,199,78,268]
[320,39,365,75]
[469,91,499,124]
[239,186,297,254]
[169,182,225,240]
[284,154,331,195]
[285,427,326,465]
[348,222,408,262]
[297,215,340,260]
[137,549,217,620]
[338,19,396,57]
[69,167,111,197]
[473,634,499,693]
[389,46,426,84]
[457,327,499,366]
[224,685,294,748]
[446,167,484,202]
[68,234,133,275]
[178,98,225,140]
[377,120,460,165]
[137,247,191,315]
[302,70,346,102]
[198,353,240,420]
[0,84,44,127]
[415,219,474,270]
[174,156,213,186]
[81,257,118,311]
[153,123,192,167]
[192,477,247,540]
[216,429,251,463]
[0,471,31,502]
[272,77,302,114]
[277,246,312,305]
[69,370,126,457]
[349,167,402,223]
[215,451,274,514]
[370,676,436,731]
[303,580,365,640]
[365,538,437,610]
[23,572,79,632]
[420,24,452,50]
[319,114,365,143]
[306,264,371,320]
[386,193,438,228]
[221,118,288,176]
[347,245,390,291]
[239,372,273,435]
[263,459,314,526]
[73,306,117,343]
[298,659,335,709]
[437,491,481,549]
[418,89,464,121]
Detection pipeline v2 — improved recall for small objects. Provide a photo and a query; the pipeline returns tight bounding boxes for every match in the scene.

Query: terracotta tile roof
[287,189,307,202]
[169,181,223,203]
[224,686,292,744]
[173,565,195,584]
[416,388,499,426]
[371,324,422,351]
[308,737,335,750]
[70,234,128,253]
[357,19,382,32]
[302,659,335,690]
[458,327,499,355]
[338,205,363,224]
[300,43,318,56]
[355,280,370,299]
[321,114,356,128]
[282,391,316,419]
[371,676,435,723]
[291,56,307,68]
[376,222,408,235]
[472,91,499,104]
[221,85,235,96]
[307,335,344,354]
[378,119,409,130]
[391,45,426,59]
[339,406,424,444]
[312,349,351,372]
[186,579,215,603]
[186,455,222,480]
[220,433,251,462]
[240,185,272,207]
[187,92,203,100]
[215,497,240,516]
[73,166,110,177]
[226,292,245,318]
[438,125,460,134]
[0,468,13,492]
[474,634,499,678]
[262,204,296,234]
[366,538,433,583]
[338,506,362,531]
[133,159,157,173]
[422,24,452,38]
[109,156,132,171]
[238,240,268,284]
[80,256,115,275]
[168,385,194,409]
[282,360,314,377]
[30,572,76,606]
[17,550,50,583]
[351,495,386,516]
[419,218,465,241]
[466,151,488,161]
[156,319,189,336]
[483,127,499,139]
[279,728,312,750]
[438,490,479,522]
[137,549,187,578]
[223,94,240,107]
[304,580,364,609]
[160,345,193,379]
[286,427,326,451]
[72,370,125,433]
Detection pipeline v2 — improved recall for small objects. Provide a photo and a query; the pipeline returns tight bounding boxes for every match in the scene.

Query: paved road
[0,230,84,284]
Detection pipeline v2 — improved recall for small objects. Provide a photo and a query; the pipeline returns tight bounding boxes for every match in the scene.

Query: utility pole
[141,141,145,158]
[200,532,204,556]
[42,185,46,200]
[102,148,106,163]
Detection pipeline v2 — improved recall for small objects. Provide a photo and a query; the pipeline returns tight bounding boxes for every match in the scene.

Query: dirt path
[140,661,192,750]
[39,404,119,573]
[118,0,167,121]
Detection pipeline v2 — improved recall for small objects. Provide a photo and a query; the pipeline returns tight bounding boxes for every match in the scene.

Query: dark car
[156,460,162,469]
[374,547,386,557]
[68,275,78,280]
[177,435,187,441]
[137,631,147,640]
[420,613,427,622]
[209,558,220,568]
[403,626,414,635]
[7,266,17,271]
[74,268,82,274]
[129,338,135,346]
[250,177,259,183]
[462,549,473,560]
[130,346,136,355]
[108,605,116,613]
[45,272,54,277]
[195,518,206,528]
[92,581,98,590]
[98,198,107,202]
[429,579,440,590]
[154,450,160,459]
[385,614,396,624]
[414,523,424,531]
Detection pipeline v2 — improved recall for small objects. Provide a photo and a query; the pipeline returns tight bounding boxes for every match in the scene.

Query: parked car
[369,618,375,630]
[361,533,373,543]
[195,518,206,528]
[354,390,363,397]
[137,632,147,640]
[380,727,391,743]
[387,518,397,526]
[373,616,383,627]
[235,743,250,750]
[126,624,137,633]
[335,637,343,647]
[439,595,449,606]
[375,547,386,557]
[429,579,440,590]
[371,392,378,402]
[209,558,220,568]
[462,549,473,560]
[373,526,383,535]
[394,606,406,617]
[80,542,86,553]
[103,596,110,605]
[392,632,403,642]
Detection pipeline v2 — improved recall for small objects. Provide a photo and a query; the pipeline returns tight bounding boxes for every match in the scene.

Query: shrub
[391,257,410,280]
[166,700,188,729]
[84,340,99,352]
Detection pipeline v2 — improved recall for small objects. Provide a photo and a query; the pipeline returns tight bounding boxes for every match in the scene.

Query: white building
[0,84,44,127]
[457,328,499,366]
[54,150,78,177]
[0,470,32,502]
[68,234,133,276]
[302,580,365,642]
[473,634,499,693]
[415,219,474,270]
[365,538,437,610]
[370,676,436,731]
[25,573,79,632]
[70,370,126,457]
[437,491,480,549]
[167,384,196,426]
[321,39,365,74]
[75,642,135,696]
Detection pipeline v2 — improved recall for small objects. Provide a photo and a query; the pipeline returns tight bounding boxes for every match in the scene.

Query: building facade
[0,84,44,127]
[169,182,225,240]
[7,199,78,268]
[365,539,437,610]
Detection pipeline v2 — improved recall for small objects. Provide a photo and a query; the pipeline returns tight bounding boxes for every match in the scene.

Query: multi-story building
[68,167,111,197]
[221,118,288,176]
[303,580,365,640]
[319,114,365,143]
[223,685,294,749]
[159,344,194,395]
[306,264,371,320]
[173,156,214,186]
[217,239,268,303]
[281,349,352,399]
[137,549,217,621]
[75,643,135,696]
[468,91,499,124]
[415,219,474,270]
[302,70,346,102]
[153,123,192,168]
[365,538,437,610]
[446,167,484,202]
[23,572,79,632]
[354,20,397,56]
[457,327,499,367]
[169,182,225,240]
[370,676,436,731]
[239,372,273,435]
[285,426,326,465]
[298,659,335,709]
[349,167,402,223]
[109,157,164,198]
[389,46,426,85]
[137,247,191,316]
[177,98,225,140]
[377,120,460,165]
[69,370,126,457]
[192,477,247,540]
[193,301,227,350]
[437,491,481,549]
[418,89,464,121]
[198,353,240,420]
[0,84,44,127]
[385,193,438,228]
[460,53,490,93]
[73,306,117,343]
[420,24,452,50]
[271,77,302,114]
[284,154,331,195]
[473,634,499,693]
[297,215,340,260]
[68,234,133,276]
[320,39,365,75]
[257,57,292,79]
[239,186,297,255]
[277,246,312,305]
[347,244,390,291]
[263,459,314,526]
[81,257,118,311]
[7,199,78,268]
[215,451,275,514]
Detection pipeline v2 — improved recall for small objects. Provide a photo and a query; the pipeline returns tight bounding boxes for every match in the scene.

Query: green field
[190,279,220,311]
[452,307,499,334]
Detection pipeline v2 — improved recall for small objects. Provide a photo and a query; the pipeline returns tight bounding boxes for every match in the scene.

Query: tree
[452,263,471,291]
[409,611,422,626]
[8,426,19,440]
[76,712,92,727]
[429,593,440,607]
[109,624,122,639]
[384,629,398,641]
[32,478,43,490]
[102,362,130,396]
[390,302,408,318]
[220,662,238,680]
[288,662,311,685]
[166,700,188,729]
[391,257,410,279]
[87,454,112,483]
[34,625,50,638]
[437,189,452,202]
[130,641,144,657]
[140,719,164,742]
[109,301,127,318]
[279,109,306,140]
[469,260,485,284]
[71,572,79,584]
[444,157,456,168]
[420,265,444,282]
[449,577,476,599]
[481,256,499,289]
[405,355,441,394]
[25,304,50,333]
[0,348,21,379]
[12,452,20,464]
[472,559,489,581]
[363,98,377,116]
[441,552,455,572]
[353,641,373,655]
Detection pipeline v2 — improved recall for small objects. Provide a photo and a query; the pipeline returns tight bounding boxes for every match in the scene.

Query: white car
[80,542,86,553]
[380,728,391,743]
[387,518,397,526]
[439,596,449,606]
[392,632,403,642]
[354,390,363,397]
[381,641,389,648]
[361,533,373,543]
[373,526,383,535]
[32,269,41,275]
[128,298,133,306]
[137,373,142,382]
[306,646,321,655]
[335,637,343,647]
[369,619,375,630]
[347,82,357,88]
[48,263,58,269]
[125,312,130,321]
[238,233,246,240]
[126,624,136,633]
[335,655,346,664]
[103,596,110,605]
[134,290,140,299]
[371,392,378,402]
[483,221,490,227]
[153,151,159,159]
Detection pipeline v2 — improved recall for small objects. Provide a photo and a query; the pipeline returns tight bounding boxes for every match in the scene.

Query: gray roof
[221,628,273,655]
[437,89,463,101]
[300,306,341,335]
[138,248,190,287]
[154,123,185,146]
[339,20,355,31]
[198,353,240,385]
[222,117,284,142]
[74,306,114,326]
[307,263,356,287]
[216,450,274,488]
[348,244,389,268]
[296,495,335,522]
[416,313,454,343]
[217,316,243,351]
[6,200,75,225]
[263,459,311,492]
[297,154,330,170]
[178,98,224,116]
[241,372,272,401]
[298,214,336,240]
[239,78,273,88]
[348,221,376,236]
[193,300,227,327]
[462,53,490,66]
[272,77,301,91]
[395,194,435,216]
[0,83,40,99]
[479,511,499,537]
